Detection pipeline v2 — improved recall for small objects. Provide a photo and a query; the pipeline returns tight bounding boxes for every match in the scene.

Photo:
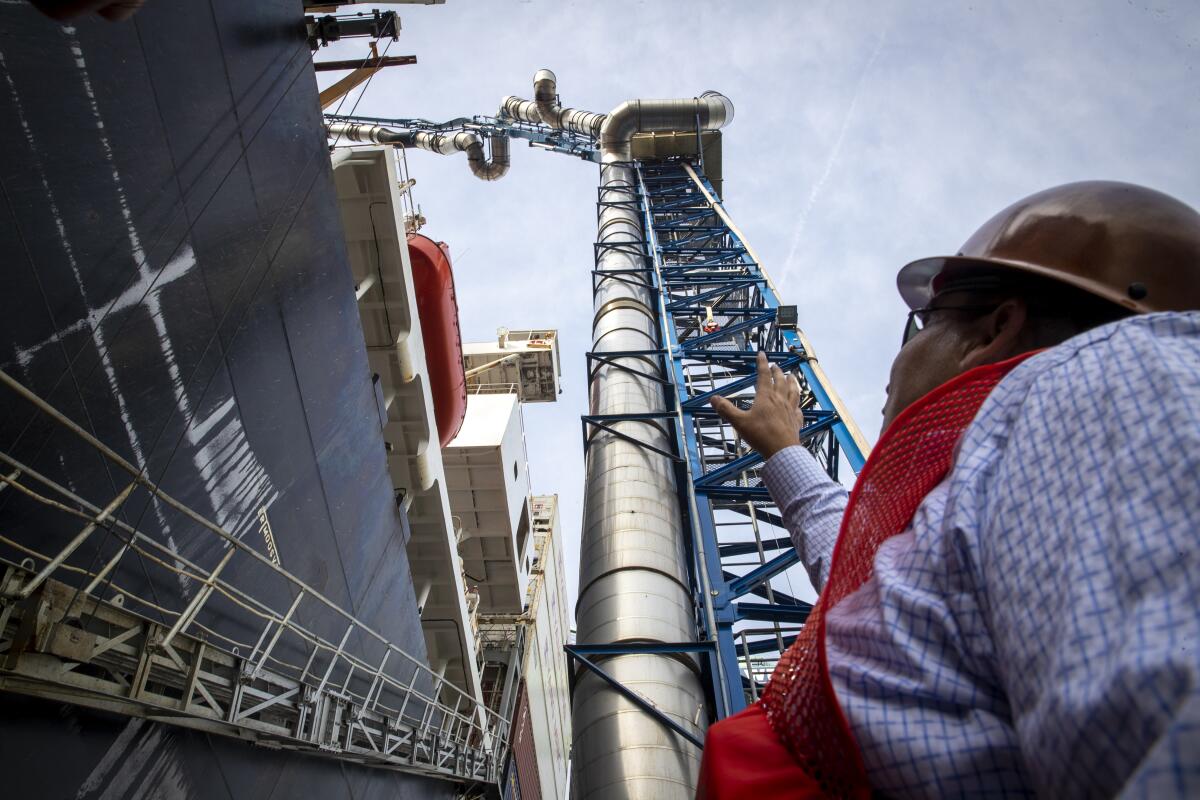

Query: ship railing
[465,381,520,396]
[0,368,510,784]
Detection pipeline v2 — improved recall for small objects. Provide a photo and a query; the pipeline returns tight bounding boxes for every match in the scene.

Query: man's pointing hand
[709,351,805,460]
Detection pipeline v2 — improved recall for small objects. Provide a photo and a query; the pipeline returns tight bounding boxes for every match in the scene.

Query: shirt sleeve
[971,319,1200,798]
[761,444,848,593]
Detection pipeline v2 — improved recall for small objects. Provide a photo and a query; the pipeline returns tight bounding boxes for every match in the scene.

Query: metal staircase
[0,370,508,786]
[634,158,870,716]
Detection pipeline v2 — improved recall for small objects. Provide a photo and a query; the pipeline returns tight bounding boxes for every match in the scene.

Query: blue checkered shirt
[762,313,1200,798]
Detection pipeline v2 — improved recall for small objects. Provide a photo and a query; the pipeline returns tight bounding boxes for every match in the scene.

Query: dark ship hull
[0,3,449,798]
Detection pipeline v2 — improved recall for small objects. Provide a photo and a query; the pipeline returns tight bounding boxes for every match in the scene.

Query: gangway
[0,370,508,787]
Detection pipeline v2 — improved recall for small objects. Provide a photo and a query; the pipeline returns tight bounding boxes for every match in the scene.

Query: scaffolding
[0,369,508,786]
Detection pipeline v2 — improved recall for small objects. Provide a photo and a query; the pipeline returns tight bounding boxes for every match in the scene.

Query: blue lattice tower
[633,157,869,718]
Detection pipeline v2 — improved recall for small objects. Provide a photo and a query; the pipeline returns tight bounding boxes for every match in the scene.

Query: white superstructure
[445,393,533,612]
[331,144,485,705]
[463,328,562,402]
[333,142,570,795]
[451,329,572,799]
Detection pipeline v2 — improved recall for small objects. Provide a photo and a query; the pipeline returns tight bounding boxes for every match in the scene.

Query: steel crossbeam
[666,279,762,310]
[590,267,654,291]
[580,412,682,463]
[564,645,706,750]
[584,349,672,385]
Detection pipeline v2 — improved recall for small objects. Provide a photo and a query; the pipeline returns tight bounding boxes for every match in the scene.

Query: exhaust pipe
[464,134,509,181]
[565,77,734,798]
[529,68,606,138]
[503,69,731,160]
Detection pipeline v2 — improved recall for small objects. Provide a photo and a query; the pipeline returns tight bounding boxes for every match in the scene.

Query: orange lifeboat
[407,233,467,448]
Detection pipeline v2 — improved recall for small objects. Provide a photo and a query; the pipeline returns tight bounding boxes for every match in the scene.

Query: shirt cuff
[761,444,839,502]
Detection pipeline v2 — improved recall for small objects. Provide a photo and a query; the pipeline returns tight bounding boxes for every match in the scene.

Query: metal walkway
[0,370,507,786]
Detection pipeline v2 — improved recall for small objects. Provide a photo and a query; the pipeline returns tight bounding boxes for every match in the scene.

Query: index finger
[755,350,772,394]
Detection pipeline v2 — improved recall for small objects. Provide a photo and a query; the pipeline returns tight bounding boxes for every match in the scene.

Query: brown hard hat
[897,180,1200,313]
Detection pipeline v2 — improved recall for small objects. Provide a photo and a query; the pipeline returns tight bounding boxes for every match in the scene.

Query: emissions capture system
[328,70,871,798]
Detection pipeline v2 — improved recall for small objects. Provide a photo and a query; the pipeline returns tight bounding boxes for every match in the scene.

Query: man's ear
[959,298,1027,371]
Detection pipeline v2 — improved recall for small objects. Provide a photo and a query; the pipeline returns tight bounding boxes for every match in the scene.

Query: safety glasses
[902,305,999,346]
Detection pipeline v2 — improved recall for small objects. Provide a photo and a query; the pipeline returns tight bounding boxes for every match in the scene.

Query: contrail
[780,23,889,285]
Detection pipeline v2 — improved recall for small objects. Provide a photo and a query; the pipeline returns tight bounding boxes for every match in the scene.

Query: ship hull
[0,3,450,798]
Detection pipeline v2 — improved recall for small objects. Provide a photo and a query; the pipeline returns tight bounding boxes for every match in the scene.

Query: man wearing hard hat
[701,181,1200,798]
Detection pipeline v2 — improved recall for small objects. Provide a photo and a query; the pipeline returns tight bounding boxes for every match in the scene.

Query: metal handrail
[466,381,519,395]
[0,367,509,769]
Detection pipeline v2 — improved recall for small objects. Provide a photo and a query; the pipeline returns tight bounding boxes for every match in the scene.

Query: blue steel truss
[631,158,867,720]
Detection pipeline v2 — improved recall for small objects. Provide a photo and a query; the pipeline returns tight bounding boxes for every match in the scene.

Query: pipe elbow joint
[700,91,735,127]
[599,100,640,159]
[467,135,510,181]
[500,95,542,125]
[533,68,560,126]
[599,93,734,159]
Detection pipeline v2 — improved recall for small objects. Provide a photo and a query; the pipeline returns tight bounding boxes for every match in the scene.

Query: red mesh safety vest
[698,352,1037,800]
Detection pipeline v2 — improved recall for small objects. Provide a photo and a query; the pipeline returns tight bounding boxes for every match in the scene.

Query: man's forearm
[761,445,848,593]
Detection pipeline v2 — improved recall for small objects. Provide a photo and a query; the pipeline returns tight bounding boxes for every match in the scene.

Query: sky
[318,0,1200,610]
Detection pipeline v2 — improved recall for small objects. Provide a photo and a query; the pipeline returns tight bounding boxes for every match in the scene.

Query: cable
[77,30,403,632]
[4,28,315,540]
[110,33,401,561]
[326,33,396,150]
[123,32,397,510]
[368,200,396,339]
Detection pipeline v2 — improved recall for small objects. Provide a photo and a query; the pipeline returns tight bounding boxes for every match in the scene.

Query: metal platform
[0,368,507,785]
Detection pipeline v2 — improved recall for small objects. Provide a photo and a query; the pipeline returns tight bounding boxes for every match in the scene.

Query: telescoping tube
[333,79,735,795]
